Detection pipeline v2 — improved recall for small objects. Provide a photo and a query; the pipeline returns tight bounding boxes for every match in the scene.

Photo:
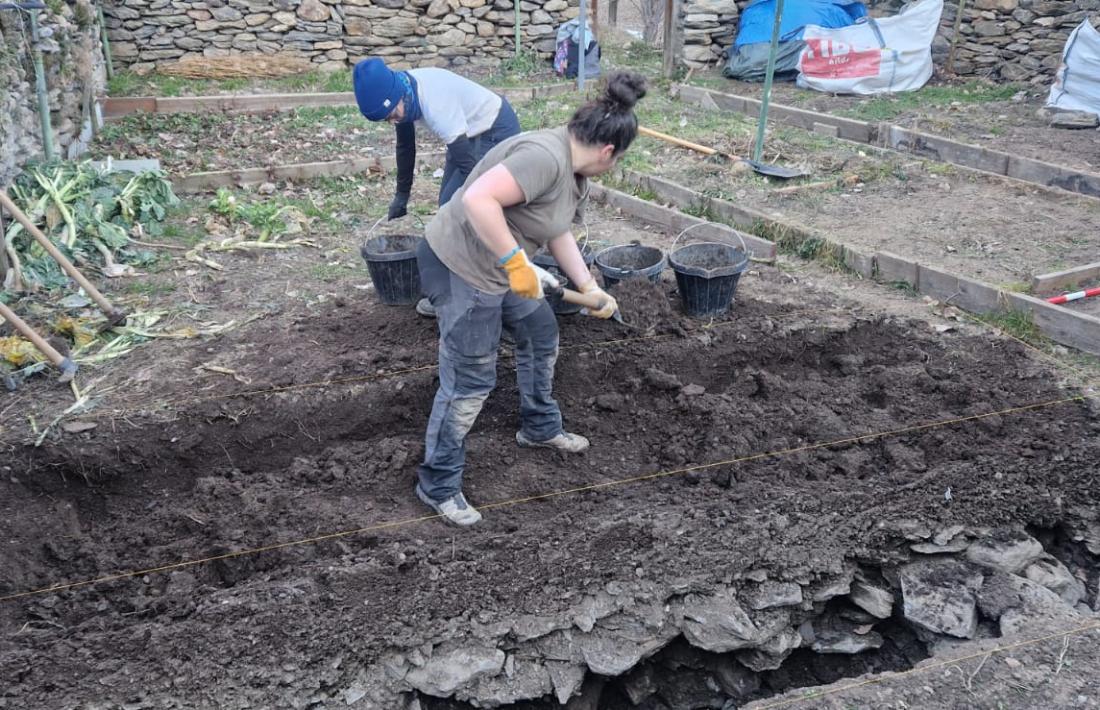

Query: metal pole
[97,3,114,79]
[29,9,56,161]
[577,0,586,92]
[752,0,784,162]
[513,0,520,58]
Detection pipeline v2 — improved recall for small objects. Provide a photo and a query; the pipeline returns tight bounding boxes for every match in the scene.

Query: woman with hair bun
[412,72,648,526]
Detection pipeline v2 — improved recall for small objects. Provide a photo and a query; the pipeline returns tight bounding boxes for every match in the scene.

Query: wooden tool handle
[638,126,718,156]
[0,300,70,372]
[0,190,124,322]
[557,287,609,311]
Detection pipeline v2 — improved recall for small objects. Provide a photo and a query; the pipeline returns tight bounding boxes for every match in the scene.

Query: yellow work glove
[579,278,618,319]
[500,248,543,299]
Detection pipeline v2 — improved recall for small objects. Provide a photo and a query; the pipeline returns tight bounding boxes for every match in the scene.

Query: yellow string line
[1,391,1088,605]
[755,621,1100,710]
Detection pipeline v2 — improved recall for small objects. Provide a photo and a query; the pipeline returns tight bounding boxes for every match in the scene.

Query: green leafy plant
[3,161,179,290]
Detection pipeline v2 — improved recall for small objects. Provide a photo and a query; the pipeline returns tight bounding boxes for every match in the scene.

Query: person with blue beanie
[353,58,521,317]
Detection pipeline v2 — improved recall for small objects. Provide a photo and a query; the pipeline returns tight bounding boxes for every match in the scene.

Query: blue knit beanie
[353,58,404,121]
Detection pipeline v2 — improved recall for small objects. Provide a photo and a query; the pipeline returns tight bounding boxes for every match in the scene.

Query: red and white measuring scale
[1047,286,1100,305]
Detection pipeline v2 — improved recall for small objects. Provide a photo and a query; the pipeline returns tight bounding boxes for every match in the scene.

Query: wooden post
[608,0,617,27]
[946,0,967,74]
[592,0,599,34]
[662,0,681,78]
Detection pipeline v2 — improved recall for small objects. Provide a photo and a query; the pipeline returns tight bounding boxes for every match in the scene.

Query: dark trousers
[438,97,521,206]
[415,241,562,501]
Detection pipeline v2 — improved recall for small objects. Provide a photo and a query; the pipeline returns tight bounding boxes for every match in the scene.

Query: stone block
[297,0,330,22]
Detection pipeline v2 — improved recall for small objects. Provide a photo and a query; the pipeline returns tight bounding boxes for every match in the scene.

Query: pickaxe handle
[0,190,127,325]
[0,300,77,383]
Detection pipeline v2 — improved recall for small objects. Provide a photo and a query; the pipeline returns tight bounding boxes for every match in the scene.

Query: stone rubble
[333,525,1096,708]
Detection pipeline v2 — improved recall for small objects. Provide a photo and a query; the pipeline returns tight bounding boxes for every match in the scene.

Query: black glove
[387,191,410,220]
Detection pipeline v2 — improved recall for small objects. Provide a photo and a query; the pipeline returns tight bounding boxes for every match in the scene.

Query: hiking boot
[515,430,590,453]
[416,298,437,318]
[415,484,482,526]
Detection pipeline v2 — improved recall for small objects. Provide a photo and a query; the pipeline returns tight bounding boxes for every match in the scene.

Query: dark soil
[2,279,1099,708]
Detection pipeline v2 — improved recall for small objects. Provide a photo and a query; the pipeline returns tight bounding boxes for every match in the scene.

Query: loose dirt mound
[2,285,1098,708]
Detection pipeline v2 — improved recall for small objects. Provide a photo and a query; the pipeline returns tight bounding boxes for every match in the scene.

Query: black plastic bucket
[533,245,595,315]
[669,242,749,317]
[594,244,666,289]
[359,234,423,305]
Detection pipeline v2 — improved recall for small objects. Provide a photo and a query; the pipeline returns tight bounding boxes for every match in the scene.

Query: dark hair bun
[604,72,647,112]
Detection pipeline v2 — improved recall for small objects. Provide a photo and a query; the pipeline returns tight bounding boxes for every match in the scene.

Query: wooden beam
[1031,262,1100,294]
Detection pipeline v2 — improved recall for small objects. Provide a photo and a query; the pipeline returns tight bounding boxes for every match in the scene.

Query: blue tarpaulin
[734,0,868,47]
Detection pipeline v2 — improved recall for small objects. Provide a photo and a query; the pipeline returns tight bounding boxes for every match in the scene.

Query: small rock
[678,589,758,652]
[405,645,504,695]
[932,525,965,546]
[711,656,760,698]
[1049,110,1099,129]
[849,578,894,619]
[258,182,276,195]
[1023,557,1085,606]
[900,560,983,639]
[911,534,970,554]
[1004,656,1022,669]
[812,630,884,654]
[643,367,681,391]
[965,532,1043,574]
[745,581,802,611]
[594,393,624,412]
[811,572,854,602]
[681,383,706,397]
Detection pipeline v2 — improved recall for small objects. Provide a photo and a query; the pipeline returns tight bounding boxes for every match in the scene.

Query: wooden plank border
[608,168,1100,356]
[172,152,444,192]
[674,84,1100,201]
[1031,262,1100,294]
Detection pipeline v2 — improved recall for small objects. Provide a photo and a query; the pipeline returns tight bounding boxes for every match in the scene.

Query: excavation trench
[2,280,1099,709]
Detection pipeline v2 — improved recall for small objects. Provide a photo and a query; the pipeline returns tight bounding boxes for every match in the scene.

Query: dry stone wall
[0,1,107,186]
[678,0,1100,84]
[102,0,581,73]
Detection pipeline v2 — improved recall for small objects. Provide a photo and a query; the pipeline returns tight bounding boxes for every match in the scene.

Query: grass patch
[518,97,576,131]
[977,310,1043,344]
[999,281,1033,294]
[888,280,919,295]
[122,280,177,297]
[839,81,1023,122]
[310,261,360,282]
[105,69,353,98]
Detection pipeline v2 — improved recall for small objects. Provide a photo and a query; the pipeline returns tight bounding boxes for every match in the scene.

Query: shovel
[545,283,632,328]
[638,126,808,180]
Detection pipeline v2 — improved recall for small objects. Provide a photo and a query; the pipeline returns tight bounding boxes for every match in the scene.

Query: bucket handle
[366,212,427,241]
[671,220,748,257]
[576,216,590,252]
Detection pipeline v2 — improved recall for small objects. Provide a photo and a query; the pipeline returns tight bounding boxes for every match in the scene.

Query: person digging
[413,72,647,526]
[353,57,522,319]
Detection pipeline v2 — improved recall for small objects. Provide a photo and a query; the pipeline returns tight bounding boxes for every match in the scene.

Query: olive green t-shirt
[425,126,588,294]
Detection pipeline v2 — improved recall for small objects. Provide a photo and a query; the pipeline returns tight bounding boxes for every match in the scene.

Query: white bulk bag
[796,0,944,95]
[1047,19,1100,117]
